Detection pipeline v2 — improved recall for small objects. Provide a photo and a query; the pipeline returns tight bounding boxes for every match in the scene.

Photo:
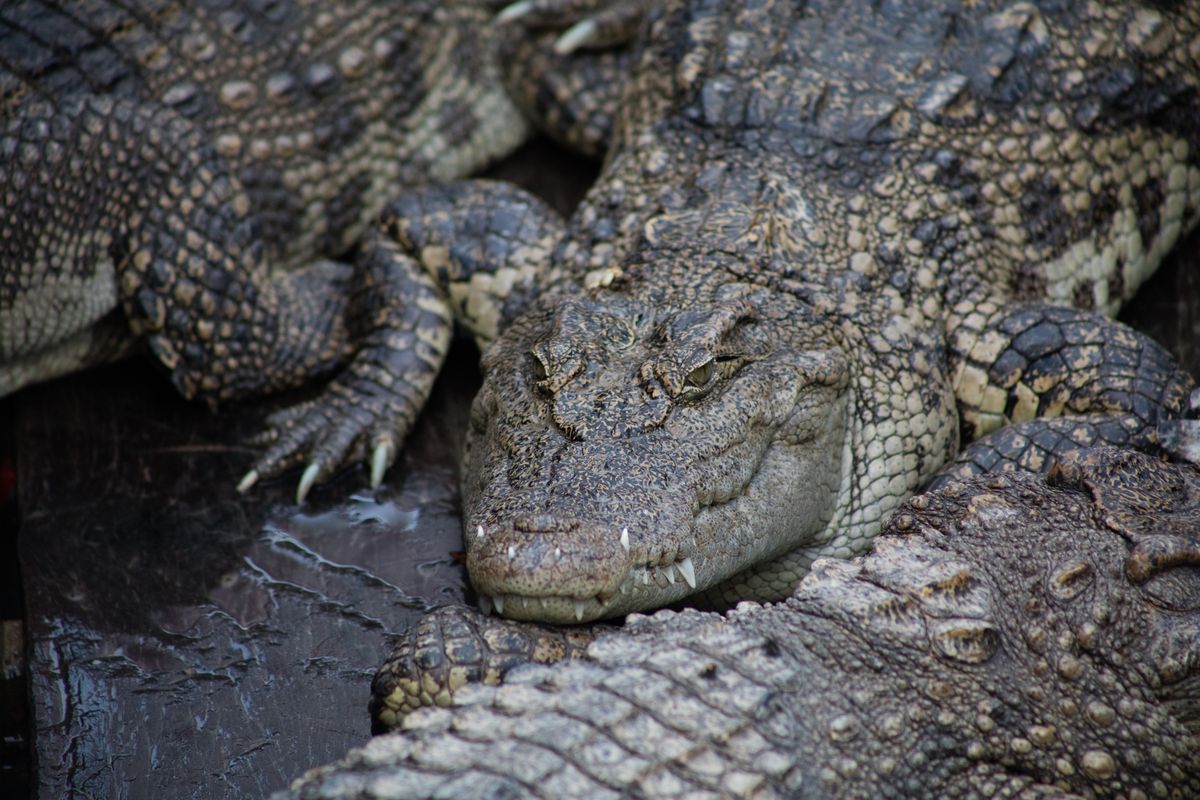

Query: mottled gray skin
[409,0,1200,622]
[282,447,1200,799]
[0,0,539,495]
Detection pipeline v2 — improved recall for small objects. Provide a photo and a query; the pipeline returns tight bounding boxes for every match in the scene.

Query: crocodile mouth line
[477,553,699,622]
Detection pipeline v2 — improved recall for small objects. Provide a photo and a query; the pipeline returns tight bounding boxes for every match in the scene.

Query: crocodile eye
[1142,566,1200,612]
[686,360,714,388]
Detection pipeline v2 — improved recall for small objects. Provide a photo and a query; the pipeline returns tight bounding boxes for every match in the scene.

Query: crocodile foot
[497,0,651,54]
[238,239,454,503]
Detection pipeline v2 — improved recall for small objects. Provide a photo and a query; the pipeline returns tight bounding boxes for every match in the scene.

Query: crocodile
[351,0,1200,624]
[0,0,630,500]
[281,447,1200,798]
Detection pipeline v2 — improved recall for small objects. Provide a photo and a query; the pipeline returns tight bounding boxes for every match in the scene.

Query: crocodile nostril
[513,515,581,533]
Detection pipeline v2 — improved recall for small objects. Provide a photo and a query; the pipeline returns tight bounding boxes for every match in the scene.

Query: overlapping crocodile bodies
[295,448,1200,797]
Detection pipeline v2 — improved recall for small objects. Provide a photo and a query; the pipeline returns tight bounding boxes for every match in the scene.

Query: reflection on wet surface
[5,133,1199,798]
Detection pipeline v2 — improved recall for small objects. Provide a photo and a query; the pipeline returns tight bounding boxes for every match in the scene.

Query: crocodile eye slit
[686,360,714,388]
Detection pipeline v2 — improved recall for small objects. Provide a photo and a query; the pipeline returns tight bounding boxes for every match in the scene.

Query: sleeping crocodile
[0,0,627,500]
[351,0,1200,623]
[282,447,1200,798]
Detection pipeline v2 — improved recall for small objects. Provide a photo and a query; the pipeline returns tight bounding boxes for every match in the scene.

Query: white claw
[663,564,676,584]
[620,527,630,552]
[574,600,586,622]
[494,595,505,615]
[370,441,394,489]
[678,557,697,589]
[554,18,597,55]
[496,0,533,23]
[479,594,493,615]
[236,470,259,494]
[476,525,486,540]
[297,463,321,504]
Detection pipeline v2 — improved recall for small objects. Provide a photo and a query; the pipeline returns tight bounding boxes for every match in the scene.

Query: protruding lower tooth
[494,595,505,615]
[479,595,493,615]
[539,597,548,608]
[642,571,651,585]
[574,600,585,622]
[620,527,630,552]
[678,557,697,589]
[476,525,485,540]
[664,564,676,584]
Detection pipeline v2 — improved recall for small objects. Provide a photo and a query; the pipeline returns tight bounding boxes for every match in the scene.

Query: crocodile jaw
[461,291,850,623]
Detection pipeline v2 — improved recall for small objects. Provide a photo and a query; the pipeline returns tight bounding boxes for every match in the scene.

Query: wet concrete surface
[3,136,1199,799]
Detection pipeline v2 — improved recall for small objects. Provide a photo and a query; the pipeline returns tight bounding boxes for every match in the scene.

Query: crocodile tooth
[642,570,651,585]
[574,600,585,622]
[620,527,630,552]
[539,597,548,609]
[476,525,485,540]
[478,594,493,615]
[555,547,562,558]
[494,595,505,615]
[664,564,676,584]
[678,558,697,589]
[507,545,516,559]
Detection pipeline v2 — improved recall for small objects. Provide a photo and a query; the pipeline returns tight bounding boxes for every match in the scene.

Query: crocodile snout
[466,515,633,614]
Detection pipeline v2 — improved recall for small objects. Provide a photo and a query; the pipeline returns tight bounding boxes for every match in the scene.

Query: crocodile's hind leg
[936,300,1196,486]
[497,0,651,157]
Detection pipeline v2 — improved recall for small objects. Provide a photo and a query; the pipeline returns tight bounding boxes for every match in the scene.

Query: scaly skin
[283,447,1200,798]
[371,0,1200,622]
[0,0,541,499]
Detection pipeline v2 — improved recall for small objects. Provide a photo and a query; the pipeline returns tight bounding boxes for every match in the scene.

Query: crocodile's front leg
[939,299,1196,485]
[243,179,569,498]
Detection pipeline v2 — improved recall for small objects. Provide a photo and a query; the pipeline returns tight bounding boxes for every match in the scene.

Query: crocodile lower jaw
[477,556,702,623]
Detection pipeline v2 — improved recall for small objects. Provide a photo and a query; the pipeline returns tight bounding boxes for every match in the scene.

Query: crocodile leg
[498,0,649,157]
[241,239,453,500]
[3,96,361,406]
[942,300,1196,483]
[374,180,569,347]
[370,604,607,733]
[243,180,568,498]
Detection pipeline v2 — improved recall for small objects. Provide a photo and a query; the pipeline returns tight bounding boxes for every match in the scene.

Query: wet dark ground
[1,139,1198,798]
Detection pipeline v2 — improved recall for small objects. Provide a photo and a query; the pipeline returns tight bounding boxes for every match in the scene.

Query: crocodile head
[462,278,851,623]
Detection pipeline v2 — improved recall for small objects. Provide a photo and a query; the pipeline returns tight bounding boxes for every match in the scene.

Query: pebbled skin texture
[0,0,533,491]
[282,447,1200,798]
[392,0,1200,622]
